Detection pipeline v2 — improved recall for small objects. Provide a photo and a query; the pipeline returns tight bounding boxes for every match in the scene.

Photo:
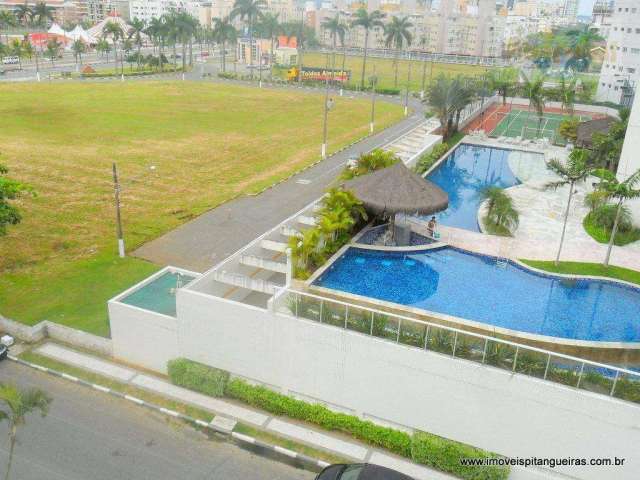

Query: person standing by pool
[427,216,437,238]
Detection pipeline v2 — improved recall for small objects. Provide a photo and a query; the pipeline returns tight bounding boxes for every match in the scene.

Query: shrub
[415,142,450,174]
[167,358,229,397]
[218,72,239,80]
[411,432,510,480]
[590,204,633,232]
[225,378,412,457]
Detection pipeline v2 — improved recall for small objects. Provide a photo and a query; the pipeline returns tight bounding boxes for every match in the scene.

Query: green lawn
[521,260,640,286]
[278,52,491,92]
[0,81,404,335]
[583,213,640,246]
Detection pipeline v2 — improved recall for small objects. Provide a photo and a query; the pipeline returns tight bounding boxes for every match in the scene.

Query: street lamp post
[321,52,332,159]
[370,66,377,134]
[404,59,411,117]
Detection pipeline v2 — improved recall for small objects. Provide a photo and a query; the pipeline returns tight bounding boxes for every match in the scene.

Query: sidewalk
[31,342,454,480]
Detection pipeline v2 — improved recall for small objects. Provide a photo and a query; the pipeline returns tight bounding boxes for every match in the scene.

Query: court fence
[272,288,640,407]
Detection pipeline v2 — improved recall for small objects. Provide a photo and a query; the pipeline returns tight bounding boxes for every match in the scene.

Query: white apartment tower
[596,0,640,105]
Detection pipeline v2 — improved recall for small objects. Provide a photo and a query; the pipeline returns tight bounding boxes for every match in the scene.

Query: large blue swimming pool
[313,247,640,343]
[425,144,542,232]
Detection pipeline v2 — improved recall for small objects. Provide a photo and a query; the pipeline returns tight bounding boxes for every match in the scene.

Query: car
[2,56,19,65]
[0,344,8,361]
[315,463,415,480]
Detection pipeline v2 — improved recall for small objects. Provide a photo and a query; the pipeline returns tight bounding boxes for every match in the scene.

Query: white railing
[211,271,282,295]
[273,288,640,407]
[240,255,288,274]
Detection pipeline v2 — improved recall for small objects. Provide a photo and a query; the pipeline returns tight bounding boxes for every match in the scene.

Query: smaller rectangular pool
[120,271,195,317]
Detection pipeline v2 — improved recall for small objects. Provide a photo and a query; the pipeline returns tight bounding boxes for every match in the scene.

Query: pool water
[313,247,640,343]
[425,144,542,232]
[121,271,195,317]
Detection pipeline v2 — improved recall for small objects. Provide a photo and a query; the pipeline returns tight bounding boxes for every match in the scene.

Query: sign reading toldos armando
[287,67,351,83]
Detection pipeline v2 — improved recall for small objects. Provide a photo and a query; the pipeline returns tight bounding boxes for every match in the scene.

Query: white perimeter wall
[144,289,640,480]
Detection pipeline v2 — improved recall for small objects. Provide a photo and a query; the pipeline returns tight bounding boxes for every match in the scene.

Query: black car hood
[358,464,415,480]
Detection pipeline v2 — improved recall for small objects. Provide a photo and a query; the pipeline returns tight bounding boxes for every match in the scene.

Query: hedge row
[168,359,509,480]
[81,68,180,78]
[167,358,229,397]
[415,142,451,174]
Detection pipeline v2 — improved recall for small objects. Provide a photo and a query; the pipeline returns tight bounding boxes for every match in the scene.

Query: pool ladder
[495,241,511,269]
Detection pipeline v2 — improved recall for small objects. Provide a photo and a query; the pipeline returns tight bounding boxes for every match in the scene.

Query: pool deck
[414,137,640,270]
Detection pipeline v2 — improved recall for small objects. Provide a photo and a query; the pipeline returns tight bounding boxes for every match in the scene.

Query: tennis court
[490,109,592,143]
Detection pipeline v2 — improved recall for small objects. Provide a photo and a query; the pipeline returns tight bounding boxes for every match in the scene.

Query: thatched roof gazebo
[343,162,449,217]
[576,117,615,149]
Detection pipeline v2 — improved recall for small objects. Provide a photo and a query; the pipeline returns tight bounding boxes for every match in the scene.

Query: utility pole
[321,52,331,159]
[370,65,377,134]
[404,59,411,116]
[112,163,125,258]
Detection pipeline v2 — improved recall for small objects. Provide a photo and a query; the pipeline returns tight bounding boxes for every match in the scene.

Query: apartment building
[596,0,640,105]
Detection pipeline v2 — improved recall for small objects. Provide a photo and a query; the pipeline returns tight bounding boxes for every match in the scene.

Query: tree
[340,149,400,180]
[212,17,236,73]
[282,20,313,84]
[351,8,385,89]
[103,21,124,75]
[426,74,473,141]
[15,3,32,27]
[231,0,266,79]
[558,117,579,144]
[71,39,85,70]
[0,383,52,480]
[321,13,346,83]
[32,2,54,28]
[173,11,198,72]
[592,168,640,266]
[545,149,592,265]
[0,10,15,44]
[566,26,602,71]
[383,16,412,88]
[96,38,111,62]
[44,38,60,67]
[488,67,518,106]
[128,17,146,70]
[480,187,519,235]
[258,12,280,79]
[590,108,629,172]
[0,162,34,235]
[9,39,23,69]
[521,71,546,137]
[558,74,576,115]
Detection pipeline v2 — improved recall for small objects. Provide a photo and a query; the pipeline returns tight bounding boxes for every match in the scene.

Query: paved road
[0,361,313,480]
[134,96,425,271]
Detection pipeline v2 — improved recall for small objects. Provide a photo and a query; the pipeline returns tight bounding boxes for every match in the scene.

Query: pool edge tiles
[120,271,196,317]
[311,246,640,347]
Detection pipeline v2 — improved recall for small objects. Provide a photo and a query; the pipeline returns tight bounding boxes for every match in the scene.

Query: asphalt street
[0,361,314,480]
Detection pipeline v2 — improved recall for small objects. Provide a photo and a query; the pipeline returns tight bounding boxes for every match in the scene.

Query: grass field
[0,81,403,335]
[278,52,491,92]
[521,260,640,286]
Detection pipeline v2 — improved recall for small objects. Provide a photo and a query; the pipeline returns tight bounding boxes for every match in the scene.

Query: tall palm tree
[128,17,146,71]
[0,383,52,480]
[212,16,236,73]
[488,67,518,106]
[351,8,385,89]
[322,14,346,83]
[558,74,576,116]
[103,21,124,75]
[163,12,179,69]
[32,2,54,28]
[0,10,15,44]
[96,38,111,62]
[71,39,85,71]
[257,12,280,79]
[45,38,60,67]
[427,74,461,141]
[174,11,197,72]
[545,149,592,265]
[231,0,266,79]
[15,3,32,27]
[593,168,640,266]
[383,16,413,88]
[282,20,309,84]
[9,39,23,69]
[521,71,546,138]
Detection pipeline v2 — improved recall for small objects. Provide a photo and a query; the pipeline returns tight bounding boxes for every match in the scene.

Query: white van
[2,56,19,65]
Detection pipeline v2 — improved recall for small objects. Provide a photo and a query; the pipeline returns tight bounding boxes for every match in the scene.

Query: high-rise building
[596,0,640,105]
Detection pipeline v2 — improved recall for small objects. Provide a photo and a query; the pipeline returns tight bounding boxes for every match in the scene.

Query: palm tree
[0,383,52,480]
[322,14,346,83]
[480,187,519,234]
[351,8,385,89]
[15,3,32,27]
[174,11,197,73]
[427,74,461,141]
[383,16,413,88]
[567,26,602,71]
[32,2,54,27]
[9,39,23,70]
[558,74,576,116]
[44,38,60,67]
[593,168,640,266]
[0,10,15,44]
[71,39,85,71]
[231,0,266,79]
[282,20,310,84]
[96,38,111,62]
[488,67,518,106]
[545,149,592,265]
[212,17,236,73]
[103,21,124,75]
[257,12,280,79]
[522,71,546,138]
[128,17,146,71]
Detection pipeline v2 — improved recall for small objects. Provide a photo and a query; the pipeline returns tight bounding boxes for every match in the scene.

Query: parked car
[2,56,19,65]
[315,464,415,480]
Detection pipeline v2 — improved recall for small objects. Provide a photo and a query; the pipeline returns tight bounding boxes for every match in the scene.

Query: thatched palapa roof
[343,162,449,216]
[576,117,615,148]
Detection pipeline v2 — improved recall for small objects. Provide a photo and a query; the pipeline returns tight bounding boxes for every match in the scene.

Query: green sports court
[489,109,592,143]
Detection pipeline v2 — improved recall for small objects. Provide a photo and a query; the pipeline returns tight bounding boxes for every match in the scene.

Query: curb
[8,355,330,471]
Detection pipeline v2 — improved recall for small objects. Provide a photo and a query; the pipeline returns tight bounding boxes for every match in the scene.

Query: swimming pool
[425,144,542,232]
[313,247,640,343]
[121,271,195,317]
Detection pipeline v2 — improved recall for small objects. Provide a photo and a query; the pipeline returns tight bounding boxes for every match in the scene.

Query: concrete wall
[161,290,640,480]
[617,93,640,224]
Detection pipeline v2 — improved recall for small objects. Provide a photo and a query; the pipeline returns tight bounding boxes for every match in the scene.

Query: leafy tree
[488,67,518,106]
[15,4,32,27]
[0,10,15,44]
[103,21,124,74]
[71,39,85,69]
[545,149,592,265]
[591,168,640,266]
[590,109,629,172]
[480,187,519,235]
[32,2,54,27]
[0,383,52,480]
[340,149,399,180]
[212,17,237,73]
[128,17,146,70]
[383,16,412,88]
[521,71,546,137]
[558,117,579,144]
[351,8,385,89]
[231,0,266,79]
[9,39,23,69]
[427,74,474,141]
[44,38,60,67]
[96,38,111,62]
[558,75,576,115]
[258,12,281,79]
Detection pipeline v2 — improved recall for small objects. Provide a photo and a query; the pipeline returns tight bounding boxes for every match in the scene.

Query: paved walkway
[34,343,454,480]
